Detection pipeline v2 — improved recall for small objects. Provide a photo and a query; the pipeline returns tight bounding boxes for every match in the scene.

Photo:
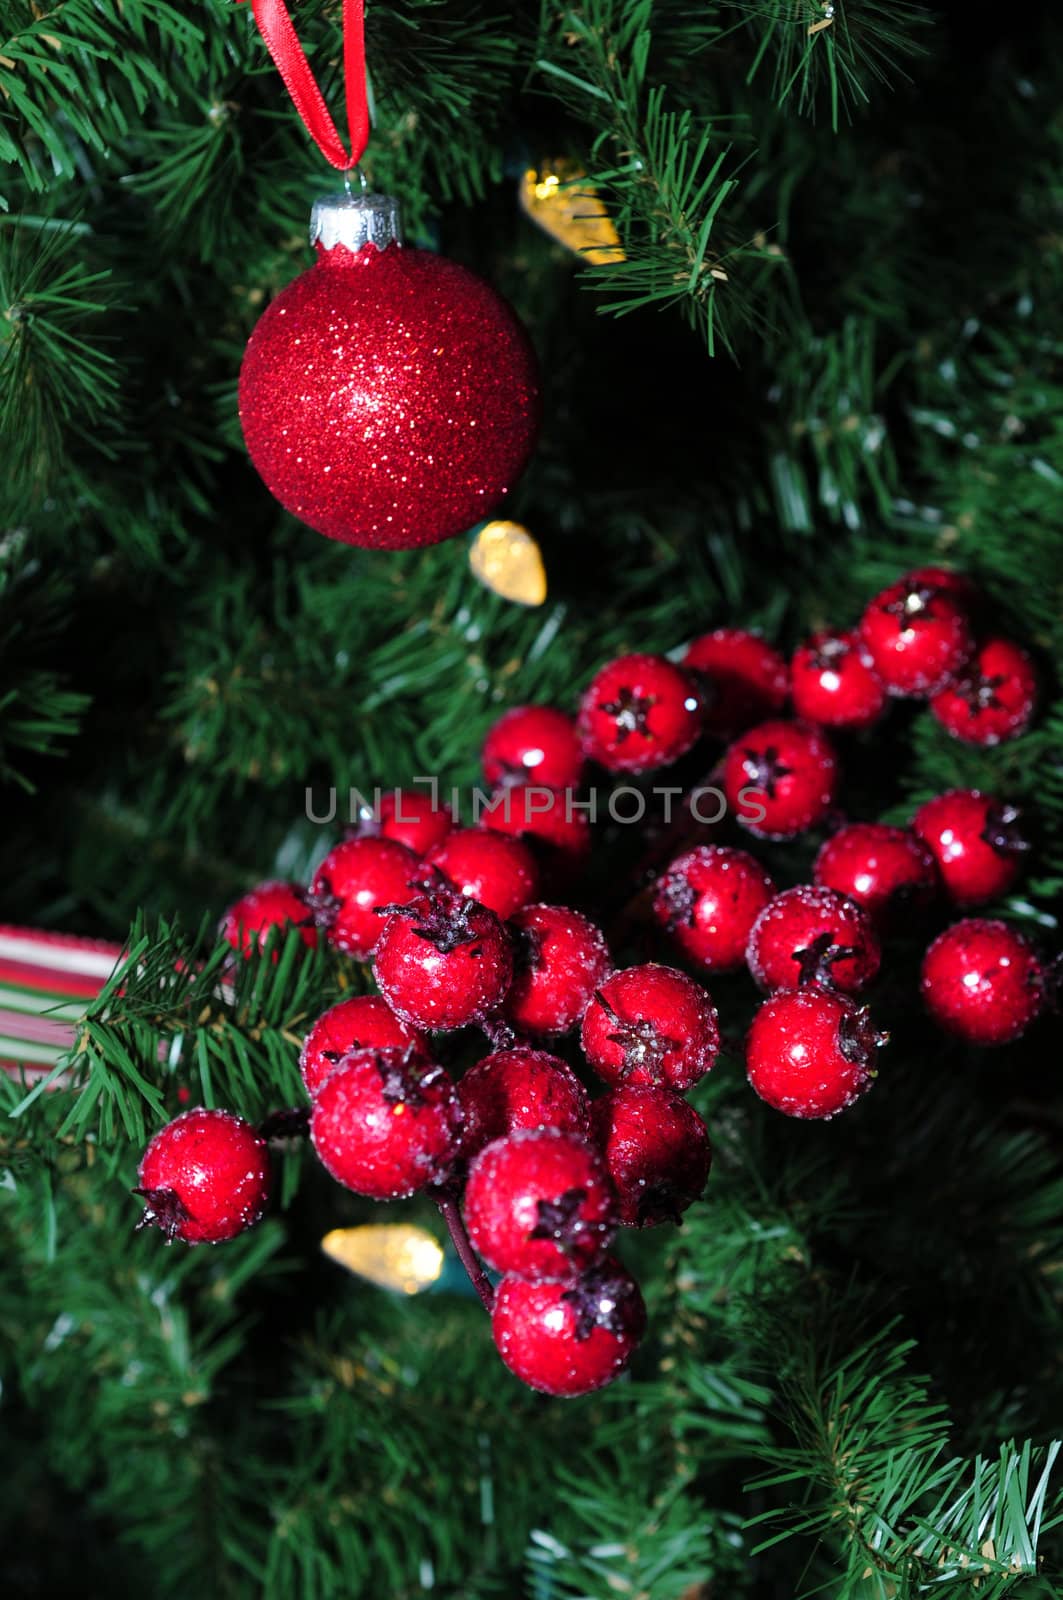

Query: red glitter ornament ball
[463,1129,617,1279]
[310,1046,462,1198]
[578,653,703,773]
[746,884,881,995]
[722,719,840,840]
[581,963,719,1092]
[790,631,887,730]
[310,836,421,959]
[239,194,540,551]
[929,637,1039,745]
[504,903,612,1037]
[814,822,937,928]
[592,1084,711,1226]
[652,844,776,973]
[457,1047,590,1159]
[491,1261,646,1397]
[912,789,1028,909]
[424,827,539,920]
[299,994,425,1096]
[482,705,585,792]
[221,881,316,959]
[683,628,790,738]
[921,918,1044,1046]
[135,1109,271,1245]
[746,987,886,1120]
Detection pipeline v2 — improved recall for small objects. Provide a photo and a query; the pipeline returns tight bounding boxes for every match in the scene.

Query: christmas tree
[3,0,1063,1594]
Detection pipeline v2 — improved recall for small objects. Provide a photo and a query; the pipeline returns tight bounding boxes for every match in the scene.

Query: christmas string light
[469,521,547,607]
[321,1223,444,1294]
[518,160,624,265]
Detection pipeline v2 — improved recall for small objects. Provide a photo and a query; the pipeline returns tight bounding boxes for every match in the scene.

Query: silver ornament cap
[309,192,404,253]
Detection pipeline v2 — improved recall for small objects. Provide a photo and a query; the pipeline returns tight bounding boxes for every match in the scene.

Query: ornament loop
[343,164,370,200]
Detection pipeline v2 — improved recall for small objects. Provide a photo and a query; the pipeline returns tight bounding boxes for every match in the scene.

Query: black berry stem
[435,1189,494,1312]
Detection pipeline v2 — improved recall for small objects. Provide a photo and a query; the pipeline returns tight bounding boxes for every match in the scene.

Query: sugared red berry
[458,1047,589,1158]
[482,705,585,791]
[592,1084,711,1226]
[221,881,316,959]
[505,903,612,1037]
[377,789,453,854]
[581,963,719,1092]
[722,719,839,840]
[424,827,539,920]
[480,784,591,881]
[578,653,702,773]
[912,789,1028,909]
[790,630,887,730]
[310,837,420,959]
[814,822,936,927]
[135,1109,271,1245]
[373,881,513,1031]
[929,637,1038,745]
[463,1130,616,1279]
[310,1046,461,1198]
[921,918,1044,1046]
[746,884,881,995]
[746,987,885,1119]
[683,628,789,737]
[652,844,776,973]
[859,571,974,697]
[299,995,425,1096]
[491,1261,645,1397]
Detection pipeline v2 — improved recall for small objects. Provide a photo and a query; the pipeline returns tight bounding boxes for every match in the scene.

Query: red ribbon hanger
[247,0,369,172]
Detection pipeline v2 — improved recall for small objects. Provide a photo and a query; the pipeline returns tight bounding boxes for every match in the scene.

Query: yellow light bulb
[519,160,624,266]
[321,1224,445,1295]
[469,521,547,606]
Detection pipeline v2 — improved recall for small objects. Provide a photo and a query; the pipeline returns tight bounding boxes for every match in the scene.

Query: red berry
[906,565,982,611]
[480,784,591,881]
[746,884,881,996]
[929,637,1038,745]
[373,881,513,1030]
[746,987,885,1119]
[482,705,585,791]
[859,571,974,697]
[310,1046,461,1198]
[424,827,539,920]
[299,995,425,1096]
[135,1109,271,1244]
[581,963,719,1092]
[652,844,776,973]
[921,918,1044,1046]
[912,790,1028,909]
[577,653,702,773]
[311,837,421,959]
[221,881,316,959]
[790,630,887,731]
[505,903,612,1037]
[592,1084,711,1226]
[458,1047,590,1158]
[722,719,839,840]
[377,789,453,855]
[491,1261,645,1397]
[683,628,789,737]
[814,822,936,928]
[463,1129,616,1278]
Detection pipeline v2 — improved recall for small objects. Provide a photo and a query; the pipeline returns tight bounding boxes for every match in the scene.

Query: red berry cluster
[299,941,717,1395]
[136,566,1052,1397]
